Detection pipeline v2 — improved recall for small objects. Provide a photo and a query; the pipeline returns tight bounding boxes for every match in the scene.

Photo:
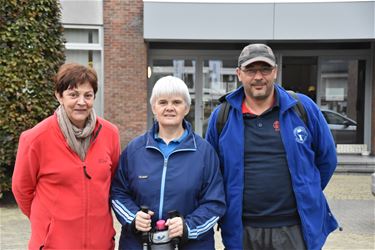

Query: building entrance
[148,49,370,152]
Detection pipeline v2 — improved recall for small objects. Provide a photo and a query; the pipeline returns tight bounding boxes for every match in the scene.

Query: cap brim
[241,56,276,67]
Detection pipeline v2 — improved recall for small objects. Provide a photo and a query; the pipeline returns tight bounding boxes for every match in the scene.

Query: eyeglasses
[240,66,274,76]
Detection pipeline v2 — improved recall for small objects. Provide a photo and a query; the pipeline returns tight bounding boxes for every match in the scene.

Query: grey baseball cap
[238,44,276,68]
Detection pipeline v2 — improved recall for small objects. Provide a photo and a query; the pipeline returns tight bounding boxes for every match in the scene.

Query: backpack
[216,90,307,136]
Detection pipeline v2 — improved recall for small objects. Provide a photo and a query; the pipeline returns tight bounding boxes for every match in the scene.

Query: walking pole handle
[140,206,149,250]
[168,210,181,250]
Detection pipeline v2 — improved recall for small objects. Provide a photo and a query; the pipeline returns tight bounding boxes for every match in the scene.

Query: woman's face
[152,95,189,130]
[55,81,95,128]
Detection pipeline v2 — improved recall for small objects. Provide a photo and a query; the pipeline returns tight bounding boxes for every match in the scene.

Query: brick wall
[103,0,148,149]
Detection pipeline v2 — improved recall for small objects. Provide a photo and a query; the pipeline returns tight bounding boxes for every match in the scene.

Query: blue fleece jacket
[111,121,226,250]
[205,84,338,250]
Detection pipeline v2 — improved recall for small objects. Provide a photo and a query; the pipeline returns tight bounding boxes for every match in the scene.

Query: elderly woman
[12,63,120,249]
[111,76,226,250]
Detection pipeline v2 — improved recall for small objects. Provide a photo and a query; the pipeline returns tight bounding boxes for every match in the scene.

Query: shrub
[0,0,65,193]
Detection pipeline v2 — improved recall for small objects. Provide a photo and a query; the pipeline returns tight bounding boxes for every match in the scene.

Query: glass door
[148,56,239,137]
[149,59,196,128]
[281,55,367,145]
[318,58,366,144]
[202,59,238,137]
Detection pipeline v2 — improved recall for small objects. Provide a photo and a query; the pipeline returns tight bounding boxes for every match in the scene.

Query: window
[319,58,365,144]
[149,59,196,128]
[63,25,103,116]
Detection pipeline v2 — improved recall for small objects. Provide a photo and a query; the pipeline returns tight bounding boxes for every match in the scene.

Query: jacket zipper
[80,124,101,248]
[279,119,318,248]
[81,161,93,247]
[83,162,89,249]
[148,146,196,219]
[57,120,102,248]
[158,158,168,219]
[83,165,92,179]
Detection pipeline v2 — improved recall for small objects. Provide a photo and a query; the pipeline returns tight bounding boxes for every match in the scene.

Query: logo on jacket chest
[98,158,108,164]
[294,126,308,143]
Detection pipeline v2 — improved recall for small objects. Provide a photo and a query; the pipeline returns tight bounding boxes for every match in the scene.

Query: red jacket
[12,113,120,249]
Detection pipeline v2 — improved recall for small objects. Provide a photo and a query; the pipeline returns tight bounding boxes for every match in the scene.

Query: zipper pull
[83,165,92,179]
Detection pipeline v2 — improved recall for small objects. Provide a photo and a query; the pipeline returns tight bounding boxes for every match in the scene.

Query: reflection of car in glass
[321,109,357,144]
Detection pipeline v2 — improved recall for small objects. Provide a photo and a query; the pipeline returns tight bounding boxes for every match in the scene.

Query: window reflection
[202,59,238,136]
[319,59,365,144]
[151,60,196,128]
[64,29,99,44]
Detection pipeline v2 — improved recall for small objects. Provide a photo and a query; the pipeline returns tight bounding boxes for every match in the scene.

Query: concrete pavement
[315,173,374,250]
[1,173,374,249]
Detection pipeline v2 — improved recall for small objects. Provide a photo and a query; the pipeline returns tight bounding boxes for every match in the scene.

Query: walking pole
[141,206,150,250]
[168,210,180,250]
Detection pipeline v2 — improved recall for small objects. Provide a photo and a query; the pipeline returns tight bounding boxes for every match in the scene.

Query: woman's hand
[135,209,154,232]
[166,217,183,238]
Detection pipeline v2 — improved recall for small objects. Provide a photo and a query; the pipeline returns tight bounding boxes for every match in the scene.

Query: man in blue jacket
[205,43,338,250]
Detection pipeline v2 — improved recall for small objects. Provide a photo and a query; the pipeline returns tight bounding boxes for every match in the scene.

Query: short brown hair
[55,63,98,97]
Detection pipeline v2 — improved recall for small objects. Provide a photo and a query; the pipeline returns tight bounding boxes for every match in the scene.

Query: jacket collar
[145,120,197,151]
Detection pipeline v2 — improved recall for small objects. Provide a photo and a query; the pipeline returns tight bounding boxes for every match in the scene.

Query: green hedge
[0,0,65,193]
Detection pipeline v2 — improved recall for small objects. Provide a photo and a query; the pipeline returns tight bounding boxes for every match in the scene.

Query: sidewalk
[319,173,375,250]
[1,172,374,250]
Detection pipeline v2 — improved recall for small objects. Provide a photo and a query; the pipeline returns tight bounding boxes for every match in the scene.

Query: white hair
[150,76,191,107]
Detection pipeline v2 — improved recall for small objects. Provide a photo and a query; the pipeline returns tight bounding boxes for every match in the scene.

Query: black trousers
[243,224,307,250]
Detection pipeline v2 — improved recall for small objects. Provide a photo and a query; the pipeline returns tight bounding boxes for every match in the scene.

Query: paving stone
[1,173,374,250]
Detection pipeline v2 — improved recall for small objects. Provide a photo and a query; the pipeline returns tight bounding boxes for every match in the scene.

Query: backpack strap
[286,90,308,125]
[216,101,230,136]
[216,93,231,137]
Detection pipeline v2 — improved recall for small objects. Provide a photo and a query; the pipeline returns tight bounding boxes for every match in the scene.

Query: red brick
[103,0,147,149]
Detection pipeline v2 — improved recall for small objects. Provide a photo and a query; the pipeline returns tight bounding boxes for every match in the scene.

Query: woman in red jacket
[12,63,121,249]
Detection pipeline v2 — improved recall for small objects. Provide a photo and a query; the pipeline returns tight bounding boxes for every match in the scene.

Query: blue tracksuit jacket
[111,121,226,250]
[205,84,338,250]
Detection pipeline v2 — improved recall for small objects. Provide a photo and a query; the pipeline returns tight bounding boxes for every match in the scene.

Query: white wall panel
[274,2,374,39]
[61,0,103,25]
[144,2,274,40]
[144,1,375,41]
